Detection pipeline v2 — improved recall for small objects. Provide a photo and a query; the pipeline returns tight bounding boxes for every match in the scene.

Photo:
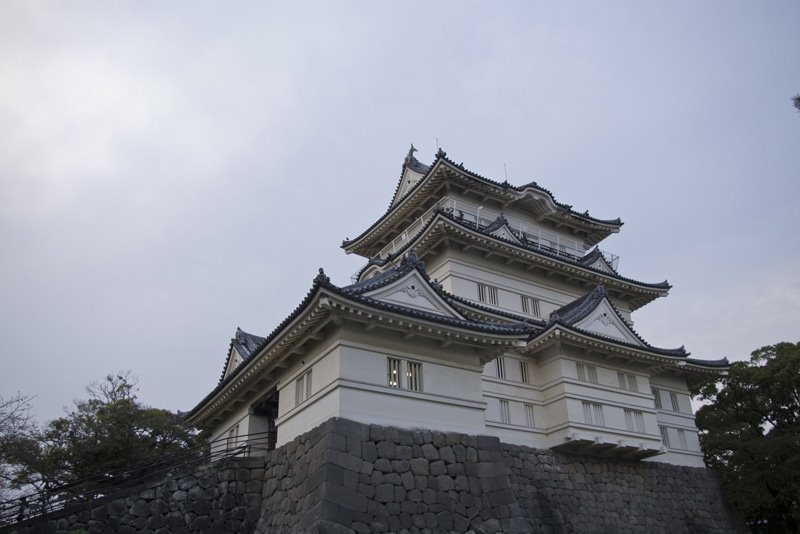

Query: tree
[693,342,800,532]
[0,393,35,500]
[7,373,204,502]
[794,94,800,113]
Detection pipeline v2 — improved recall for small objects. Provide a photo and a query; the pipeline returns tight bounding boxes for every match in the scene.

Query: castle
[187,146,728,468]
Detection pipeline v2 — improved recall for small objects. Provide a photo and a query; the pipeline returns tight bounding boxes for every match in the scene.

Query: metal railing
[0,430,274,527]
[351,196,619,282]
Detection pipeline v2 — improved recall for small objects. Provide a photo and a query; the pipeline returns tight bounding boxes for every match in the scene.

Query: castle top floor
[342,147,623,260]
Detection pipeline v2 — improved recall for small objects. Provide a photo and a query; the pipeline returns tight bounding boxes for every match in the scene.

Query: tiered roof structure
[189,146,727,466]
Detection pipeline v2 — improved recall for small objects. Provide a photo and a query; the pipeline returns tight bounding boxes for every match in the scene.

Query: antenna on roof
[504,163,508,182]
[435,137,439,150]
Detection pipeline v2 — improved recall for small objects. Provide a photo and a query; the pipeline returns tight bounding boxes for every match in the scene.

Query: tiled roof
[577,247,617,273]
[232,328,266,359]
[543,285,688,358]
[344,147,622,251]
[355,210,670,293]
[187,253,537,420]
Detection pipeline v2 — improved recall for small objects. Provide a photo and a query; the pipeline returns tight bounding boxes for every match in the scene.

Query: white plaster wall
[209,407,250,455]
[337,385,487,434]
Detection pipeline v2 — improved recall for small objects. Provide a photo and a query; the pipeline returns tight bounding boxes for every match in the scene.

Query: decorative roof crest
[399,249,426,272]
[314,268,330,285]
[404,143,418,164]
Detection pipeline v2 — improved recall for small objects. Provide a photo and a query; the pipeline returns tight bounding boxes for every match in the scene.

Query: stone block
[374,458,393,473]
[430,460,447,476]
[377,440,396,459]
[362,441,377,463]
[375,482,395,503]
[323,481,369,513]
[410,457,429,475]
[421,443,439,461]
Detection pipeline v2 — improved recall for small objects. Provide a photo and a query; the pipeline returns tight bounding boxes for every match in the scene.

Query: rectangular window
[387,358,401,388]
[660,426,671,448]
[524,404,535,428]
[406,361,422,392]
[670,392,680,412]
[226,425,239,450]
[387,358,422,391]
[477,283,499,306]
[577,363,598,384]
[624,409,645,433]
[295,369,312,405]
[678,429,688,450]
[652,388,663,409]
[499,399,511,424]
[617,372,638,392]
[582,401,605,427]
[521,295,541,317]
[495,357,506,379]
[519,361,530,384]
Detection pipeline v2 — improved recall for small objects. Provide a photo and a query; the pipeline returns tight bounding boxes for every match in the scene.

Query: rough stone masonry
[5,417,745,534]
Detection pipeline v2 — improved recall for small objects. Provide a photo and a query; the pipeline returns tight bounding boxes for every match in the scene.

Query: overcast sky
[1,2,798,423]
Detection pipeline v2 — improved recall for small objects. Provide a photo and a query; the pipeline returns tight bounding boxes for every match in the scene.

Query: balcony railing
[352,196,619,281]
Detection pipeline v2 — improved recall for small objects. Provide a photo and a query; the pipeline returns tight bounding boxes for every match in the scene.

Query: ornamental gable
[572,299,644,346]
[362,270,465,319]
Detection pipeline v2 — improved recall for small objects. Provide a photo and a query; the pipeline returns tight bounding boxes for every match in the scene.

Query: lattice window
[670,392,680,412]
[519,361,530,384]
[652,388,663,409]
[499,400,511,424]
[582,401,605,426]
[521,295,541,317]
[495,357,506,379]
[477,283,499,306]
[577,363,599,383]
[406,361,422,392]
[660,426,671,448]
[624,409,645,433]
[617,372,638,392]
[387,358,401,388]
[524,404,535,428]
[388,358,422,391]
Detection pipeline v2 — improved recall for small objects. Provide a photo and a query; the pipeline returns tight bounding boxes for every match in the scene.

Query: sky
[1,1,798,423]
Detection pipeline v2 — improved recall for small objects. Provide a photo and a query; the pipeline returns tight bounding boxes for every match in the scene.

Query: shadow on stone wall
[3,417,746,534]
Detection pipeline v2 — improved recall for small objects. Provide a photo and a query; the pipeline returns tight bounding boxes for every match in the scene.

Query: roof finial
[405,144,418,164]
[314,268,330,285]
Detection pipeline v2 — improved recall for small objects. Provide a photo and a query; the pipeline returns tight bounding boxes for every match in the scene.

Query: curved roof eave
[343,149,623,255]
[357,210,670,300]
[187,263,536,424]
[527,323,689,360]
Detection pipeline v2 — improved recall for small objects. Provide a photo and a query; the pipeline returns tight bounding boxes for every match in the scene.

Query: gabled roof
[187,252,537,424]
[344,148,623,257]
[542,285,688,358]
[577,247,618,274]
[356,209,670,311]
[219,328,268,382]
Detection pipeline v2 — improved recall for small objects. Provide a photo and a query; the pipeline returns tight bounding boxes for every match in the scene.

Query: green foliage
[7,373,204,498]
[694,342,800,531]
[0,393,35,500]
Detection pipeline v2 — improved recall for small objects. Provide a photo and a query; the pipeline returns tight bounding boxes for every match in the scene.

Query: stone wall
[4,418,745,534]
[5,457,265,534]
